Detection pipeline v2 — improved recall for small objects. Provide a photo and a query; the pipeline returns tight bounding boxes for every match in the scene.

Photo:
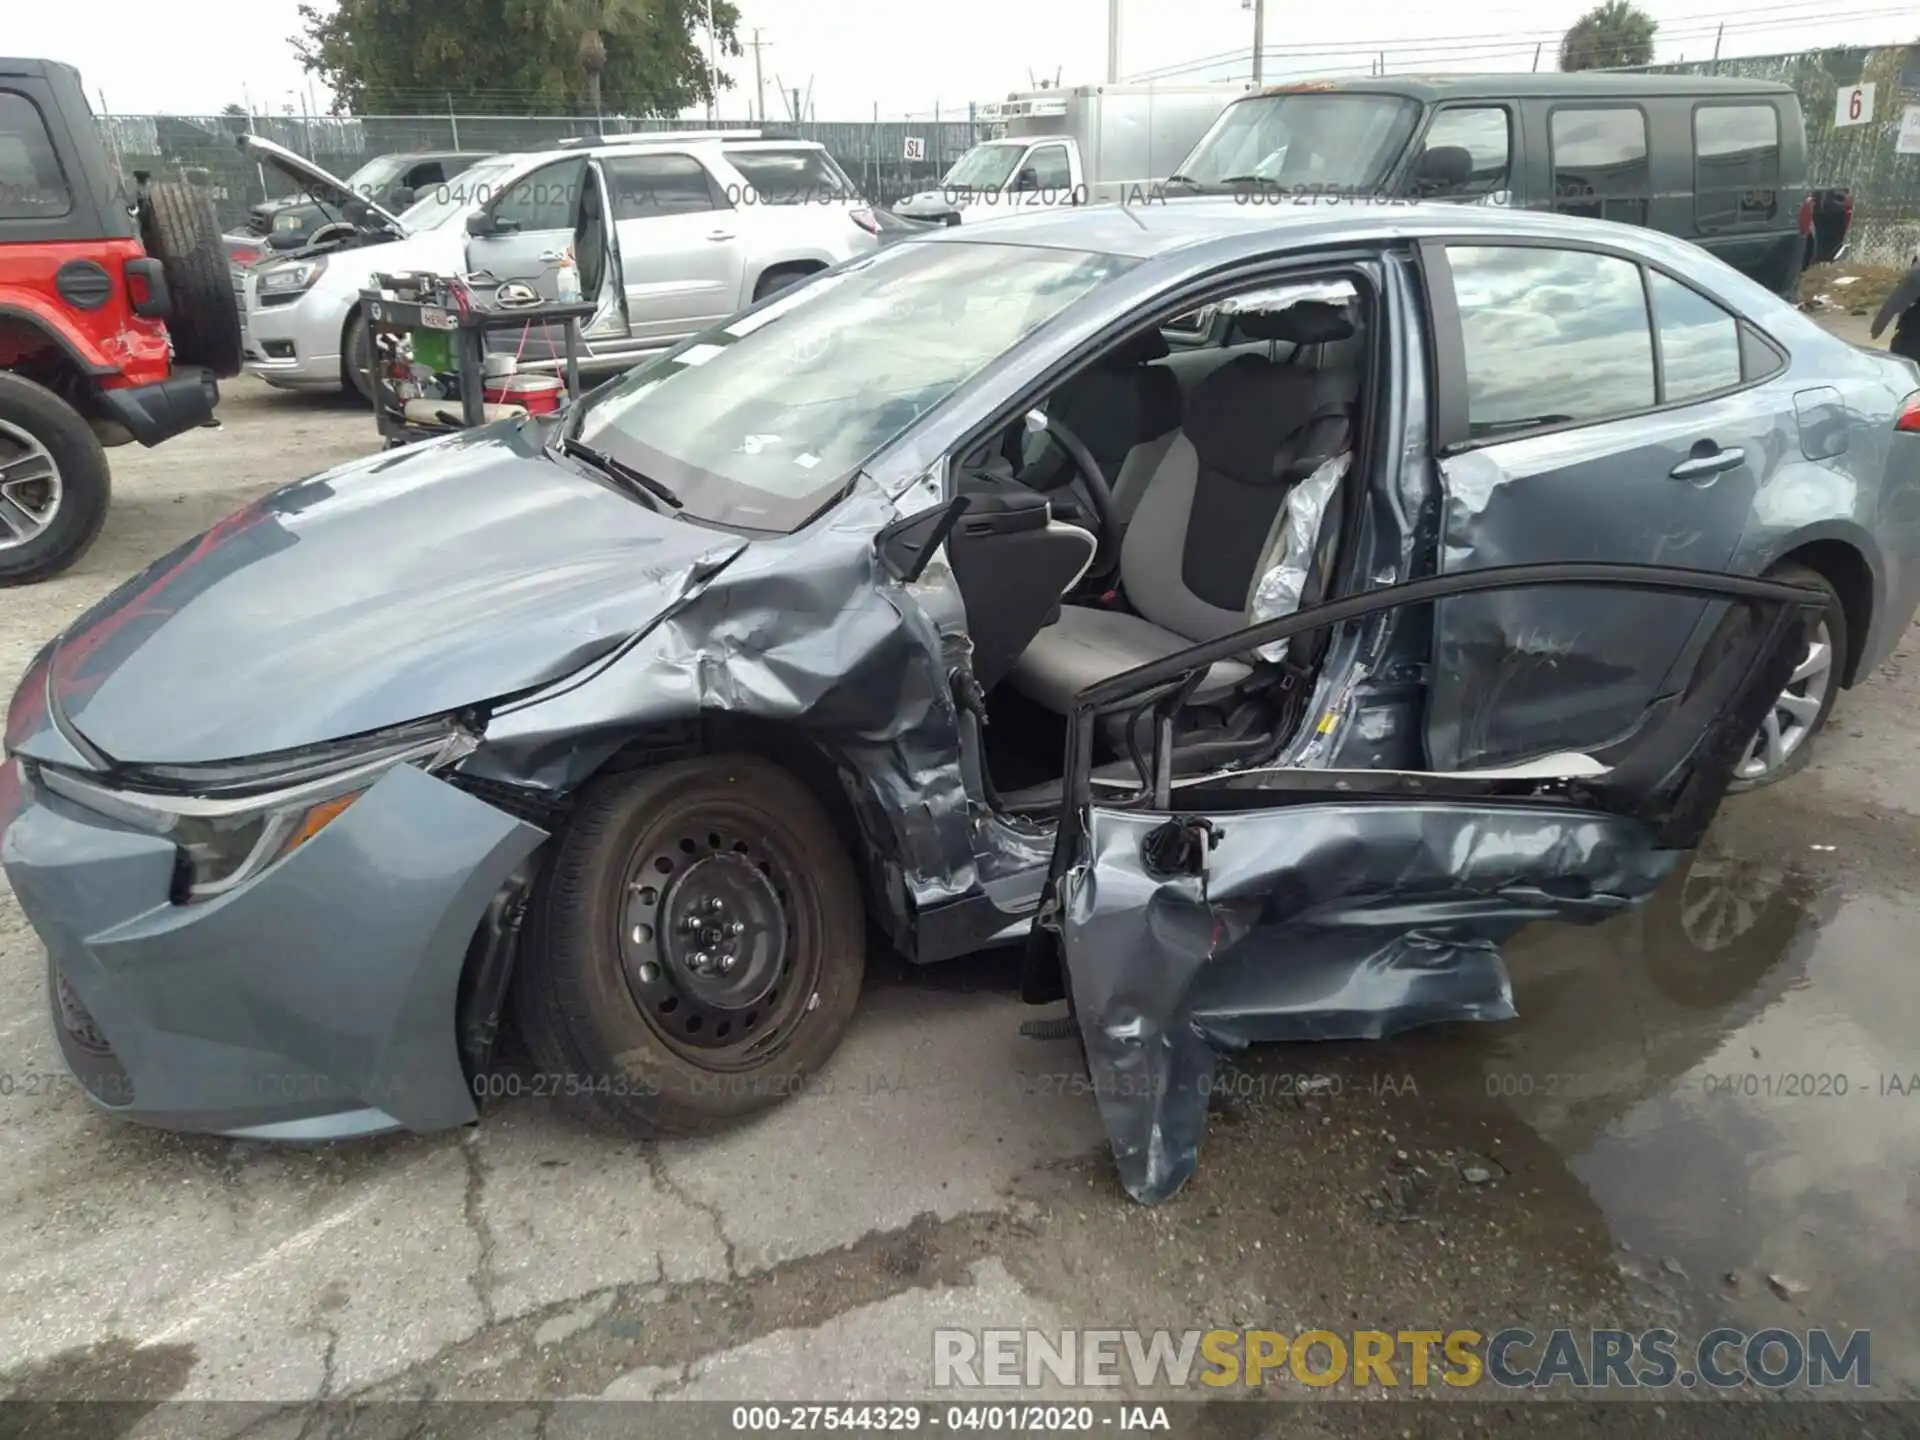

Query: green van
[1166,74,1813,297]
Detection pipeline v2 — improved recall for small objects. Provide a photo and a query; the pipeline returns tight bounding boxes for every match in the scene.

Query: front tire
[0,372,111,586]
[1727,562,1844,791]
[341,311,375,403]
[514,756,865,1135]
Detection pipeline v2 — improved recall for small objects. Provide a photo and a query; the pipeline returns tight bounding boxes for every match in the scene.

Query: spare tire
[140,181,243,379]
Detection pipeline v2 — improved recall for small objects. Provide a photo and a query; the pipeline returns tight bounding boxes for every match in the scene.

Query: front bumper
[241,285,345,390]
[1,759,545,1138]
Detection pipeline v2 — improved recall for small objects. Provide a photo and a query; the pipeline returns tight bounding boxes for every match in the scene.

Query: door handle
[1669,445,1746,481]
[706,229,736,242]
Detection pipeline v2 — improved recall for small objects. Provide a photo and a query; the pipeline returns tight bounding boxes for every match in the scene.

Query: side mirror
[467,211,518,236]
[390,185,416,209]
[876,496,971,583]
[267,229,306,251]
[1016,168,1040,191]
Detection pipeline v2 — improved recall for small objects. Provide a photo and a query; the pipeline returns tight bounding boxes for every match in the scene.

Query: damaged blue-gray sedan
[6,200,1920,1204]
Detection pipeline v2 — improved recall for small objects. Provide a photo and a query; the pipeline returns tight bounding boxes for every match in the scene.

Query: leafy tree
[293,0,739,116]
[1559,0,1657,72]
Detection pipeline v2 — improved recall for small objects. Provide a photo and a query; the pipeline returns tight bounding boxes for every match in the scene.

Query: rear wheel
[752,264,821,303]
[1727,562,1844,791]
[0,372,110,586]
[140,181,243,379]
[514,755,865,1134]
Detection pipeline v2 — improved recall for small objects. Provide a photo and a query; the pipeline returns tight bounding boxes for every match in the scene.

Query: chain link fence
[96,110,985,227]
[1641,44,1920,265]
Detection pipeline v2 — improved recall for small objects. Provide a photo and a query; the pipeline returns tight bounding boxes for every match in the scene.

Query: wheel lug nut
[692,951,710,971]
[719,953,737,972]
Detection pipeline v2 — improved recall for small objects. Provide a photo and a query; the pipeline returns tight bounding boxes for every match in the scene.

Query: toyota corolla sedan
[5,201,1918,1203]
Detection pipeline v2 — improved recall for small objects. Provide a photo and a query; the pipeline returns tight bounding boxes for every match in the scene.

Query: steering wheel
[1026,410,1120,578]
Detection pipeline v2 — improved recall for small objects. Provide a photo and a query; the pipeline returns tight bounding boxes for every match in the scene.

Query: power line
[1121,3,1914,81]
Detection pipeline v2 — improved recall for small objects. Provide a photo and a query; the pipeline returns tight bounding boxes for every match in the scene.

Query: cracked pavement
[3,356,1919,1429]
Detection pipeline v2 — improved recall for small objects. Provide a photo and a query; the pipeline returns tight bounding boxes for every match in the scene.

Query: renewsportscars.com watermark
[932,1327,1871,1392]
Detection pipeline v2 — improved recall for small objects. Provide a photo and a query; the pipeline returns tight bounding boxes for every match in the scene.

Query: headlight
[273,212,304,232]
[256,256,327,296]
[35,721,476,902]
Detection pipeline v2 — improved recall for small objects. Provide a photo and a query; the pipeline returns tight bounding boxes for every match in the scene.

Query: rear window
[0,90,71,220]
[1695,104,1781,229]
[1550,107,1649,226]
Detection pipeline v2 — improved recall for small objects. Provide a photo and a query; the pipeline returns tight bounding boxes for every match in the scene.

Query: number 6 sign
[1835,83,1875,128]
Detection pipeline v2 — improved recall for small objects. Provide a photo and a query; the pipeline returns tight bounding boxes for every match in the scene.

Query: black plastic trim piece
[54,259,112,311]
[94,368,218,447]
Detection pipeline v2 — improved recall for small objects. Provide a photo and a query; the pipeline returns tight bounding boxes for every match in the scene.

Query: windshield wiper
[559,437,684,511]
[1161,173,1202,190]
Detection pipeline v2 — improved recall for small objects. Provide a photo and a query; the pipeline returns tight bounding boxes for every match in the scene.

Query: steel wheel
[617,808,822,1070]
[0,417,62,551]
[1733,618,1833,782]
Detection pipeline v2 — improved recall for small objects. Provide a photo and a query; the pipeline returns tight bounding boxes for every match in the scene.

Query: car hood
[235,134,409,238]
[40,424,746,767]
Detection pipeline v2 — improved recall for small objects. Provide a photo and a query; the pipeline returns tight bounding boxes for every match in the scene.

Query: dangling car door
[462,155,628,344]
[1030,561,1824,1204]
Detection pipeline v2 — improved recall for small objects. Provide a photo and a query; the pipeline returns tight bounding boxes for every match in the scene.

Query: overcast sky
[10,0,1915,120]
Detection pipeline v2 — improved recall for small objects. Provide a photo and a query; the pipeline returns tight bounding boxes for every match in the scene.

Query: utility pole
[749,29,770,123]
[1531,42,1542,72]
[1248,0,1266,85]
[1710,22,1724,71]
[704,0,718,121]
[1106,0,1120,83]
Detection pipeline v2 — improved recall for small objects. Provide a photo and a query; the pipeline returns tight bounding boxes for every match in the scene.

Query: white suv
[235,131,883,398]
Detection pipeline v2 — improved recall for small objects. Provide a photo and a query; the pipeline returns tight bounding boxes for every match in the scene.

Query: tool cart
[360,272,597,448]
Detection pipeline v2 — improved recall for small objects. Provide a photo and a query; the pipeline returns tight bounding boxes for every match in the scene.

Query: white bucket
[483,352,518,381]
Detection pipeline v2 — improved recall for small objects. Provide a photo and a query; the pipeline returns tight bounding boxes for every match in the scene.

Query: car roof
[504,135,827,167]
[923,195,1750,273]
[1249,72,1796,100]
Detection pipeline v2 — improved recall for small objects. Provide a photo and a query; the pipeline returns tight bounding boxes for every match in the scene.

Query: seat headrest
[1231,300,1355,346]
[1184,357,1323,485]
[1102,327,1171,367]
[1412,145,1473,191]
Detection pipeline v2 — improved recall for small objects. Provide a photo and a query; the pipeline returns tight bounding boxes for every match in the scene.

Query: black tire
[753,264,820,302]
[341,310,374,403]
[0,372,111,586]
[514,755,865,1135]
[141,181,243,378]
[1726,561,1845,792]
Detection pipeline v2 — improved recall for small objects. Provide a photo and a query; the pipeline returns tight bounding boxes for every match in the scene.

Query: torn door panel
[1064,802,1675,1204]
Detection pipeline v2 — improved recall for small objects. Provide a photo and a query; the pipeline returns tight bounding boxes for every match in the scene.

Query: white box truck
[892,82,1253,225]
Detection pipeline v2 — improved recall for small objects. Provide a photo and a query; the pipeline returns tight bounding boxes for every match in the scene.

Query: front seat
[1019,328,1183,523]
[1006,302,1356,715]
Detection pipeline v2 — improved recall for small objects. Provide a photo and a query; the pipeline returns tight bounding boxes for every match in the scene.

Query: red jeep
[0,57,240,585]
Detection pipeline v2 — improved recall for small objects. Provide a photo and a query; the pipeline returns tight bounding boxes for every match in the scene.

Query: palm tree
[1559,0,1658,72]
[564,0,653,122]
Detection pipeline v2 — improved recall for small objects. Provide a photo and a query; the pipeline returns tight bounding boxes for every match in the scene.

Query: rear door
[1037,564,1823,1204]
[600,151,746,343]
[1418,236,1793,771]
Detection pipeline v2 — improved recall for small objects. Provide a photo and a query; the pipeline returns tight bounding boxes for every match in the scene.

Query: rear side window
[1549,108,1649,226]
[724,148,854,203]
[1447,245,1655,438]
[0,90,71,220]
[1695,104,1781,228]
[604,154,720,219]
[1647,270,1743,400]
